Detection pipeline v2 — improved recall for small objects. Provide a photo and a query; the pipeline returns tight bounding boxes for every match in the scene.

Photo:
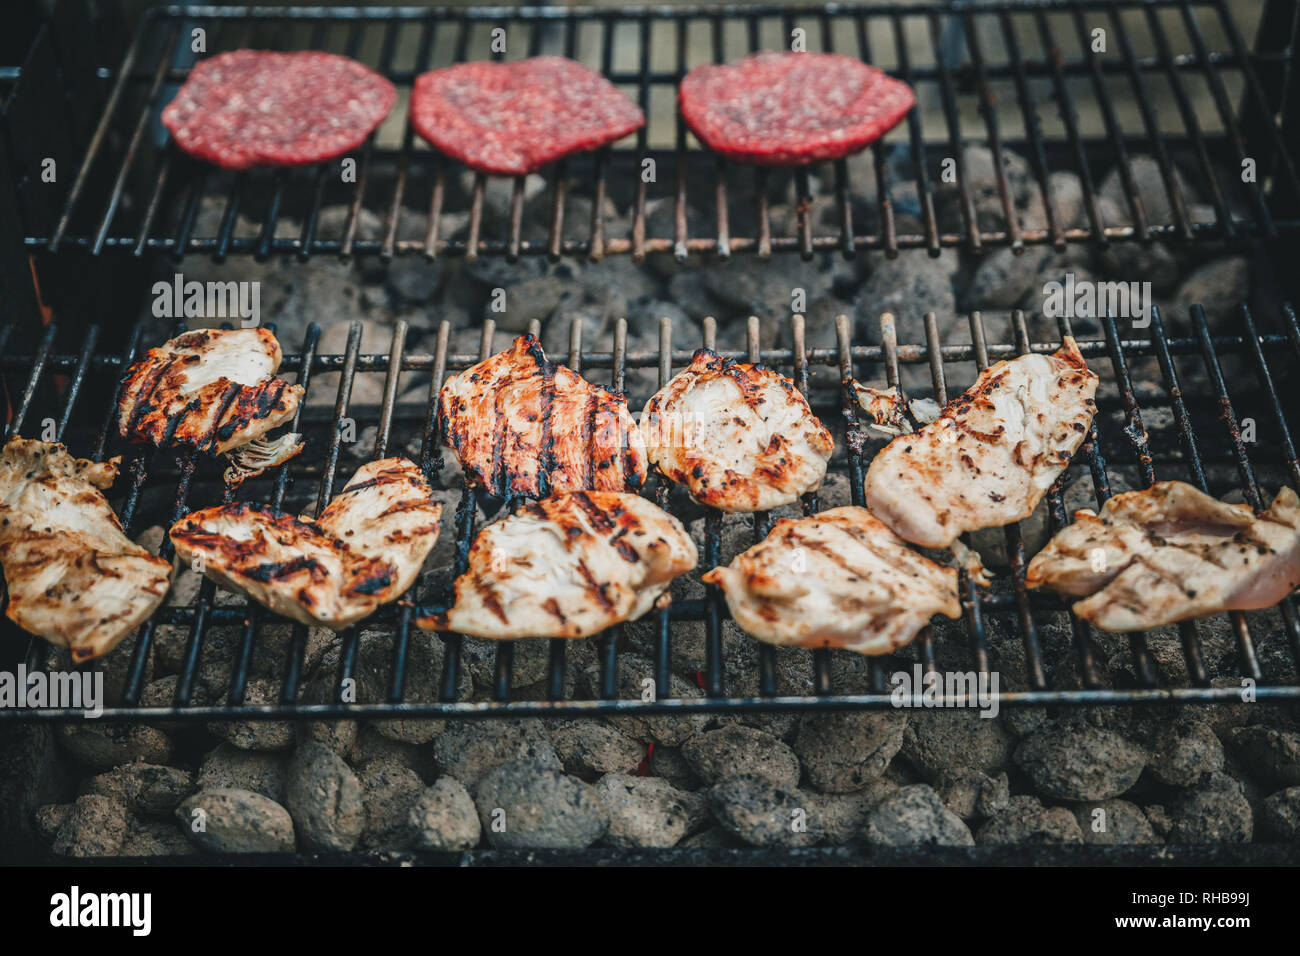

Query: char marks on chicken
[640,349,834,513]
[118,328,304,484]
[419,491,696,639]
[438,335,647,499]
[1027,481,1300,631]
[702,506,960,656]
[864,337,1099,548]
[170,457,441,629]
[0,438,172,662]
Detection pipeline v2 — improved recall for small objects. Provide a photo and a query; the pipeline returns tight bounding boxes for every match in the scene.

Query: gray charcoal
[805,782,896,845]
[385,257,444,305]
[297,715,359,757]
[962,246,1057,311]
[698,256,832,327]
[119,820,198,857]
[197,744,287,803]
[52,795,129,857]
[34,803,73,842]
[176,788,296,854]
[1166,772,1253,844]
[1148,715,1224,788]
[57,723,172,769]
[359,761,425,850]
[86,763,194,816]
[87,628,153,706]
[349,726,436,779]
[679,827,738,849]
[1099,155,1200,229]
[1071,799,1162,845]
[475,759,608,849]
[580,256,663,314]
[682,725,801,789]
[936,145,1033,233]
[409,778,481,852]
[1170,257,1249,328]
[626,297,701,347]
[976,795,1085,845]
[354,629,454,745]
[666,270,724,322]
[1013,720,1146,801]
[864,784,975,847]
[854,251,958,347]
[583,653,710,747]
[490,273,575,331]
[1093,200,1181,292]
[595,774,707,848]
[1259,787,1300,841]
[462,635,555,695]
[648,745,701,791]
[709,773,821,848]
[138,676,211,735]
[934,769,1010,821]
[1227,726,1300,787]
[458,171,547,228]
[1028,171,1086,231]
[431,718,560,794]
[206,677,295,751]
[548,720,645,777]
[902,711,1014,782]
[285,743,365,852]
[793,710,906,793]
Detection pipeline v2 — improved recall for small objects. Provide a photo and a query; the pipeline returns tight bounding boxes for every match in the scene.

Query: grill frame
[1,299,1298,723]
[19,0,1300,270]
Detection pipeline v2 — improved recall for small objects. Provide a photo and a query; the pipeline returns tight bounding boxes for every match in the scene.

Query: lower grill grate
[1,303,1298,721]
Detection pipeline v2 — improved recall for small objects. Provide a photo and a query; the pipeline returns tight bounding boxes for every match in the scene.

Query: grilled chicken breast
[864,337,1098,548]
[118,328,304,483]
[702,506,959,655]
[1027,481,1300,631]
[439,335,647,498]
[640,350,834,512]
[0,438,172,662]
[170,458,441,628]
[419,491,696,639]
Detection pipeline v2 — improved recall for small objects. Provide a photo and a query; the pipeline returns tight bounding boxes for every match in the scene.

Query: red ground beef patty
[162,50,396,171]
[679,52,915,166]
[410,57,645,176]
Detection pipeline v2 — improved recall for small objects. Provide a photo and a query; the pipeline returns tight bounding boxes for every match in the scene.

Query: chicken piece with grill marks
[418,491,697,639]
[640,349,834,513]
[170,458,441,629]
[438,335,647,498]
[117,328,304,484]
[701,506,960,656]
[1026,481,1300,631]
[0,438,172,662]
[863,337,1099,548]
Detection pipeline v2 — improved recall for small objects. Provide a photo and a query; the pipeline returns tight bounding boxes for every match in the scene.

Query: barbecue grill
[0,0,1296,802]
[2,0,1299,726]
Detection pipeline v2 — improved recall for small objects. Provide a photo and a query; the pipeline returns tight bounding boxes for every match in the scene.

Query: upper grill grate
[13,0,1300,265]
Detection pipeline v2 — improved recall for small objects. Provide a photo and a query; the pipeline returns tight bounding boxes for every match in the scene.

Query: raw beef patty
[162,50,396,170]
[410,57,645,175]
[679,52,914,165]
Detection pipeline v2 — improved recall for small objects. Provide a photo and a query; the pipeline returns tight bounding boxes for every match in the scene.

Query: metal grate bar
[1000,9,1065,250]
[1108,5,1194,240]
